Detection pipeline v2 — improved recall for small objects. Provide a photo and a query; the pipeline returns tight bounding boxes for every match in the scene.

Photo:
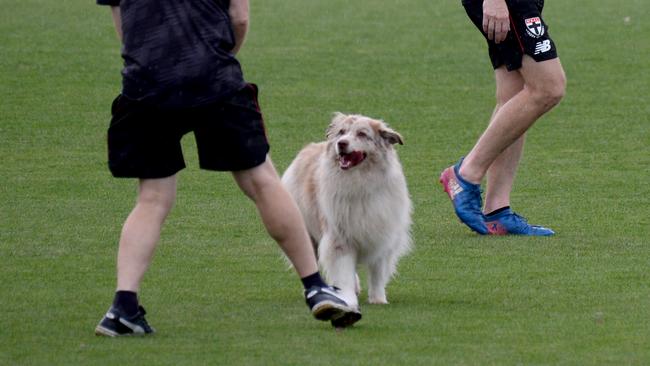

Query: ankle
[113,290,139,316]
[301,272,328,290]
[485,206,510,217]
[457,165,482,185]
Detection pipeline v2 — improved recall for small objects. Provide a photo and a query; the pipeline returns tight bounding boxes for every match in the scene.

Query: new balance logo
[534,40,551,55]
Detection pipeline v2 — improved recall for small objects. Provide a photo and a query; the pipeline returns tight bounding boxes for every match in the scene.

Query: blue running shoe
[439,159,487,235]
[485,208,555,236]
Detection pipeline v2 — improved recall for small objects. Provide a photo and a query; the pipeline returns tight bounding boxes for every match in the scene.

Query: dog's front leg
[318,235,359,309]
[367,257,393,304]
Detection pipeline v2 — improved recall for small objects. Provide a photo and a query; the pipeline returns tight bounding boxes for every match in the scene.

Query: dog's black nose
[337,140,349,151]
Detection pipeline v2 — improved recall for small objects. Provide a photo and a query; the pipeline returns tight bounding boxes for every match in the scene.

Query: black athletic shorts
[107,83,270,178]
[463,0,558,71]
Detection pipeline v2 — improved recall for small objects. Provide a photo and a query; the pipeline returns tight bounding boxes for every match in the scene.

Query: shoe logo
[119,318,145,334]
[306,290,318,299]
[320,287,342,298]
[487,221,507,235]
[525,17,545,38]
[448,176,463,200]
[534,40,552,55]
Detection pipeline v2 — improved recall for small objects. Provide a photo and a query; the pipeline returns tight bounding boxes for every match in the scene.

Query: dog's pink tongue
[340,151,364,170]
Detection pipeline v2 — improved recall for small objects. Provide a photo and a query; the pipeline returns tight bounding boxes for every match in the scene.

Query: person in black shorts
[440,0,566,236]
[94,0,361,337]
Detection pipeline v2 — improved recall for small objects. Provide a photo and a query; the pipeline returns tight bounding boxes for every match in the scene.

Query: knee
[138,189,175,215]
[547,74,566,105]
[238,172,274,202]
[530,81,565,112]
[530,74,566,111]
[234,160,277,202]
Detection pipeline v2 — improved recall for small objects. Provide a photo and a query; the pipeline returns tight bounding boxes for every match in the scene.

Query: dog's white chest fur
[316,155,410,261]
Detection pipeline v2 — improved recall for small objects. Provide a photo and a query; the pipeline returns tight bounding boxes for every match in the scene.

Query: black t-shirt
[461,0,545,9]
[97,0,246,108]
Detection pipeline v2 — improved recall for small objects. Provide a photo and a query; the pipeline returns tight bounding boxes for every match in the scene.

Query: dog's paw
[367,296,389,305]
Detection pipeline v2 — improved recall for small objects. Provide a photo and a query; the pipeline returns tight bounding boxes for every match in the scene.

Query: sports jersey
[97,0,246,108]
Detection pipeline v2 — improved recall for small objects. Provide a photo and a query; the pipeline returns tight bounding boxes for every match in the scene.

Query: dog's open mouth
[339,151,366,170]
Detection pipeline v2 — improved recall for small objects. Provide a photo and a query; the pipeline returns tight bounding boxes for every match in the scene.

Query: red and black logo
[524,17,545,38]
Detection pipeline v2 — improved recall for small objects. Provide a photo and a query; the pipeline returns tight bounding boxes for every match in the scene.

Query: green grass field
[1,0,649,364]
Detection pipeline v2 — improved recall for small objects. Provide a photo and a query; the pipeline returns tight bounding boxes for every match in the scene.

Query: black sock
[485,206,510,217]
[113,290,139,316]
[301,272,328,290]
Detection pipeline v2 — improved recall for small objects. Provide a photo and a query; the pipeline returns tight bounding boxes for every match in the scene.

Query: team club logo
[524,17,545,38]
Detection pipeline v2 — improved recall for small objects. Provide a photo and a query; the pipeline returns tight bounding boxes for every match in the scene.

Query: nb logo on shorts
[534,40,552,55]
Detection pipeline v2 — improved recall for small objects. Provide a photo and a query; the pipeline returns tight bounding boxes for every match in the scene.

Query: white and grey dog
[282,112,412,309]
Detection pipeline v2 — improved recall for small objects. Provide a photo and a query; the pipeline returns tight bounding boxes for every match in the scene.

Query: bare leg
[484,67,525,213]
[485,136,525,213]
[116,176,177,292]
[232,156,318,278]
[459,56,566,184]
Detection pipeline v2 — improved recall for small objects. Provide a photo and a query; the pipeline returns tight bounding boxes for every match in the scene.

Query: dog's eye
[337,129,346,136]
[357,131,368,138]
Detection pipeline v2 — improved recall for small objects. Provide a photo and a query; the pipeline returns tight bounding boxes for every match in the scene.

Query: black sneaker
[330,309,363,328]
[95,305,155,337]
[304,286,362,328]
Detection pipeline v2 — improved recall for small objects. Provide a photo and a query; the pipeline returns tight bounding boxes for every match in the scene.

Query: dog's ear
[380,127,404,145]
[327,112,348,138]
[331,112,348,123]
